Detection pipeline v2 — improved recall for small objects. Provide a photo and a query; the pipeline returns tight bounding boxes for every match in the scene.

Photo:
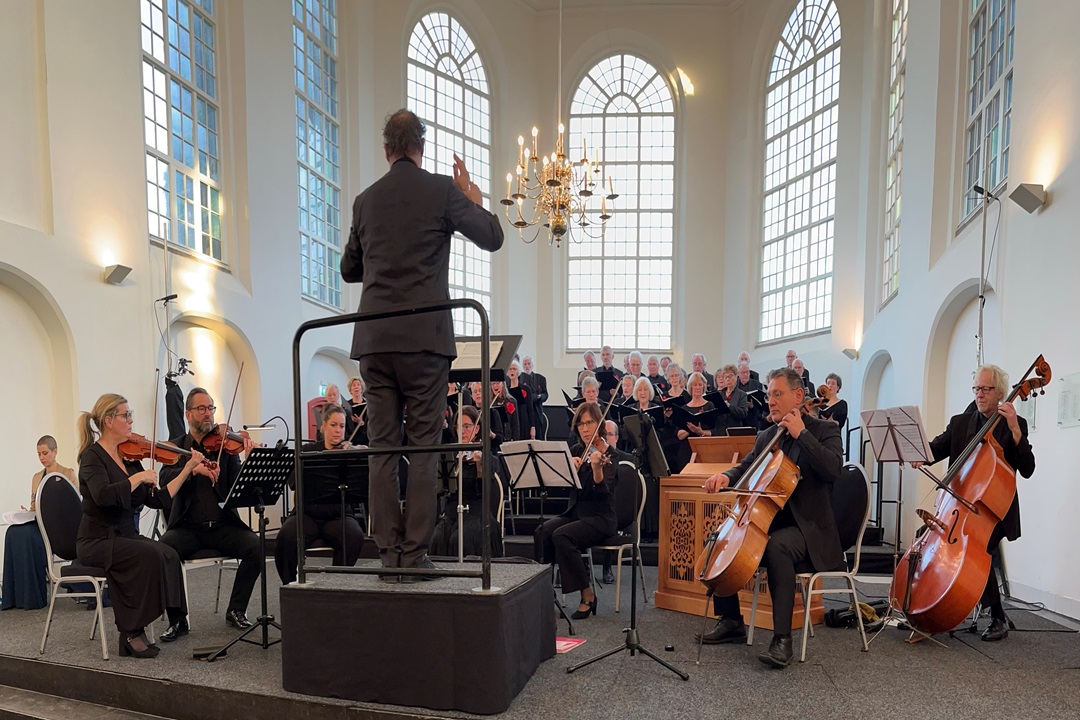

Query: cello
[890,355,1050,634]
[695,388,828,597]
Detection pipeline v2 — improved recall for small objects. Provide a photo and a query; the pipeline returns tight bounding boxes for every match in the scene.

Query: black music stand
[199,447,291,662]
[303,450,369,536]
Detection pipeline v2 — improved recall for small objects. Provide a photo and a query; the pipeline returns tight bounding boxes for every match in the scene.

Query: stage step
[0,684,165,720]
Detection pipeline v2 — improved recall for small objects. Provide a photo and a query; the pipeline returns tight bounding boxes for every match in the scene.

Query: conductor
[340,109,504,581]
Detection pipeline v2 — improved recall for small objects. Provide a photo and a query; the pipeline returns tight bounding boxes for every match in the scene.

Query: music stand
[499,440,579,521]
[303,450,369,537]
[622,414,670,480]
[199,447,292,662]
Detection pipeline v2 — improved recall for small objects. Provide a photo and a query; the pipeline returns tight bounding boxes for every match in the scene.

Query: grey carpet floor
[1,562,1078,720]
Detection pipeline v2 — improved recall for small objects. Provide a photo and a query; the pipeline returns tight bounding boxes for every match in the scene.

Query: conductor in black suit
[340,109,504,580]
[697,368,845,669]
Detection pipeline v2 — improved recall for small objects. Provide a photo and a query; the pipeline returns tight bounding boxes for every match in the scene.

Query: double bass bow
[889,355,1050,635]
[694,392,827,597]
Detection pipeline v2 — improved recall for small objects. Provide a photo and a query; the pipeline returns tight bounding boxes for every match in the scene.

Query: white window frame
[882,0,907,305]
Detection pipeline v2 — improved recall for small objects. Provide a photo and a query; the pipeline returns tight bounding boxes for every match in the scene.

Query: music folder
[702,391,732,415]
[594,369,621,394]
[671,403,720,431]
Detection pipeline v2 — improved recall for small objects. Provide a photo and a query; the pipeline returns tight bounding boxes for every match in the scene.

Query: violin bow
[149,367,161,497]
[216,361,245,468]
[577,391,618,465]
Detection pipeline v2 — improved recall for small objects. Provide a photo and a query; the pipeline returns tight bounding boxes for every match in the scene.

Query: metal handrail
[292,298,493,590]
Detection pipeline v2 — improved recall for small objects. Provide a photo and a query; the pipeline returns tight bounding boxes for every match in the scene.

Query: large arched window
[883,0,906,305]
[760,0,841,343]
[568,54,675,352]
[407,12,491,336]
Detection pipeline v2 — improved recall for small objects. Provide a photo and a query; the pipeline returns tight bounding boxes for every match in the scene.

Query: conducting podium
[656,435,824,629]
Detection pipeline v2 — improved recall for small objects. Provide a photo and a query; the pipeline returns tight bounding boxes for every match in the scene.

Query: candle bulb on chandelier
[531,127,538,161]
[517,135,524,166]
[506,173,512,199]
[608,175,614,196]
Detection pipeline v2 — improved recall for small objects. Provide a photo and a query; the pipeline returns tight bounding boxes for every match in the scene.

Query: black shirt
[185,438,223,524]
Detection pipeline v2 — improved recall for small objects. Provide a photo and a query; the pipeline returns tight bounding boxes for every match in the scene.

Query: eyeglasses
[112,411,134,422]
[577,419,598,428]
[191,404,217,414]
[971,386,996,395]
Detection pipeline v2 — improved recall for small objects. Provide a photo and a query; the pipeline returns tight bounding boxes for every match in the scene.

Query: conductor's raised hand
[704,473,730,494]
[453,154,482,205]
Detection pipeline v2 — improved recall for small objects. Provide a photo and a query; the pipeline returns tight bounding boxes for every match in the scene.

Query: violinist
[323,383,357,442]
[157,388,260,640]
[911,364,1035,642]
[275,404,365,585]
[533,402,618,620]
[698,368,844,669]
[76,394,204,658]
[469,382,504,453]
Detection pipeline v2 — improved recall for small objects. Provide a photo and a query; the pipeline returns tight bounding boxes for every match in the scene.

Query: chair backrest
[832,462,872,572]
[492,471,505,533]
[615,460,646,536]
[36,472,83,569]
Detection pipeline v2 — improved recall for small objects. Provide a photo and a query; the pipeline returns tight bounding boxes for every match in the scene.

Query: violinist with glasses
[275,404,365,585]
[534,402,618,619]
[76,393,204,658]
[157,388,260,640]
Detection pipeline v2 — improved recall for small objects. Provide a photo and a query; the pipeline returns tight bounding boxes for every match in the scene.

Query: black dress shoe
[981,617,1009,642]
[159,618,189,643]
[758,634,794,668]
[119,632,160,658]
[603,567,615,585]
[571,597,597,619]
[225,609,253,629]
[695,616,747,645]
[400,555,441,583]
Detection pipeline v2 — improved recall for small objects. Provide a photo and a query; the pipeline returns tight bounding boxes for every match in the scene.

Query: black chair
[36,473,111,660]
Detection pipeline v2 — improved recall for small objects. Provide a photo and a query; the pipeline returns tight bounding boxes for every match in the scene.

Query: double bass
[890,356,1050,634]
[695,389,828,597]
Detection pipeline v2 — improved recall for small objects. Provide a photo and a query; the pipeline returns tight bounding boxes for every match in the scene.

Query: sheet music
[860,405,933,463]
[452,340,504,372]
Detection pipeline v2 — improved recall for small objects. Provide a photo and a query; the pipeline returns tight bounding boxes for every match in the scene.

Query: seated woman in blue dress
[76,393,204,658]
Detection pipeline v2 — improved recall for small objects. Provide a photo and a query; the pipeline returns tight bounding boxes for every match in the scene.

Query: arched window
[407,12,491,336]
[141,0,224,262]
[568,54,675,352]
[294,0,342,308]
[883,0,906,304]
[760,0,841,343]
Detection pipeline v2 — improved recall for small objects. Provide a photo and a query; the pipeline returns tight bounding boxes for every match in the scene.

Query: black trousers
[534,516,608,595]
[712,525,810,636]
[360,351,449,568]
[161,522,261,613]
[982,522,1008,618]
[274,512,364,585]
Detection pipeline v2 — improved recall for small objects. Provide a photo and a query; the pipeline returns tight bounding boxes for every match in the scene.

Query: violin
[201,424,250,456]
[119,432,215,469]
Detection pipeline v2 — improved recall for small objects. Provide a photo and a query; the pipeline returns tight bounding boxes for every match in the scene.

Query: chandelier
[500,0,617,247]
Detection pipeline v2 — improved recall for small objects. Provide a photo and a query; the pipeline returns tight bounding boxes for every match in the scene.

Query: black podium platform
[280,561,555,715]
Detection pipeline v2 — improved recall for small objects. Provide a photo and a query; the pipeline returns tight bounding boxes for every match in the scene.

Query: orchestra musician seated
[274,404,365,585]
[534,402,619,619]
[697,368,845,669]
[76,394,203,658]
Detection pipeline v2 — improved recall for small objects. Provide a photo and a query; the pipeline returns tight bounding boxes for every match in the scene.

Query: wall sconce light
[103,264,132,286]
[1008,183,1047,214]
[842,348,859,360]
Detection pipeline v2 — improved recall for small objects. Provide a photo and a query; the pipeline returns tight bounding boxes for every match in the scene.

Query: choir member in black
[579,376,602,405]
[818,373,848,430]
[76,394,203,658]
[158,388,261,640]
[646,355,669,396]
[599,345,624,398]
[672,372,717,470]
[661,356,673,374]
[623,354,631,374]
[691,354,716,391]
[737,352,761,383]
[506,359,537,440]
[629,377,663,540]
[786,349,813,392]
[911,364,1035,642]
[491,379,523,441]
[469,382,505,453]
[522,355,549,439]
[578,351,598,385]
[736,362,766,430]
[534,402,618,619]
[698,369,845,668]
[432,405,503,557]
[664,364,688,400]
[346,376,368,445]
[617,374,636,404]
[627,351,643,379]
[713,364,752,435]
[792,358,816,398]
[275,405,365,585]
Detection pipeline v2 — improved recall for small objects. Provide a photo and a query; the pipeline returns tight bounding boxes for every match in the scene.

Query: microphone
[156,293,179,303]
[972,184,997,201]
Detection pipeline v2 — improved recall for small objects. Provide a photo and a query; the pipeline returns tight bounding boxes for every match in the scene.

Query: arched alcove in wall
[158,312,262,434]
[0,262,77,512]
[304,347,357,402]
[860,349,905,545]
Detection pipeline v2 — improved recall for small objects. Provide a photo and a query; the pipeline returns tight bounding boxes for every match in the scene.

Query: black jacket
[159,434,248,530]
[563,443,620,537]
[341,158,504,359]
[926,411,1035,541]
[78,444,172,541]
[723,416,845,572]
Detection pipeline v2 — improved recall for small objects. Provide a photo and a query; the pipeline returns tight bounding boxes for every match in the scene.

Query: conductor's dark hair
[383,109,426,158]
[767,367,804,393]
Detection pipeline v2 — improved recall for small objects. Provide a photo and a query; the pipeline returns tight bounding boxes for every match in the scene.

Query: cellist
[911,364,1035,641]
[697,368,845,669]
